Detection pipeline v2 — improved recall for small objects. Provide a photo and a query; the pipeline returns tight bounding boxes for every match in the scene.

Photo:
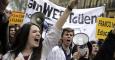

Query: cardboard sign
[9,11,24,25]
[96,17,115,39]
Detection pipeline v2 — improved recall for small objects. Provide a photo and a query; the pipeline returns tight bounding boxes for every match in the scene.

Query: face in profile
[62,31,74,47]
[27,25,41,48]
[92,43,99,55]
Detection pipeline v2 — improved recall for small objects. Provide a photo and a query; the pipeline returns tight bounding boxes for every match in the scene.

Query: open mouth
[67,39,71,42]
[34,39,39,42]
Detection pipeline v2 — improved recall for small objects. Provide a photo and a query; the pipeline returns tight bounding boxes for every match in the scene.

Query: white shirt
[46,46,66,60]
[41,26,62,60]
[2,52,32,60]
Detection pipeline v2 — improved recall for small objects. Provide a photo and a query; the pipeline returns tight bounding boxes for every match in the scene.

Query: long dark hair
[12,22,42,60]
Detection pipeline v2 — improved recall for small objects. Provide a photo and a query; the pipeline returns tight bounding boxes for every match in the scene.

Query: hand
[72,52,81,60]
[67,0,79,9]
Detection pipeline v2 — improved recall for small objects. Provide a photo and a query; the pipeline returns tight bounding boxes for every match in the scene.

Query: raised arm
[55,0,78,30]
[41,0,79,60]
[0,0,8,12]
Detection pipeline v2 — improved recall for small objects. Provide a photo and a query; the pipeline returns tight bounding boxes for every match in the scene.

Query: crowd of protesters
[0,0,115,60]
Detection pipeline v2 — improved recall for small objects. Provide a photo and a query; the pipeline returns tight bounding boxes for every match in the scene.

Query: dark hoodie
[0,0,9,54]
[93,30,115,60]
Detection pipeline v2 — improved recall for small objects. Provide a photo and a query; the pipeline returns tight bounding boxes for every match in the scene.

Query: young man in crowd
[47,28,75,60]
[46,0,78,60]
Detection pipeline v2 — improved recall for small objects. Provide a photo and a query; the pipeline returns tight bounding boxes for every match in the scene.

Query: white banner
[23,0,105,41]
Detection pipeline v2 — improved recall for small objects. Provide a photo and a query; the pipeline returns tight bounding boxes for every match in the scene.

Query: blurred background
[6,0,115,18]
[50,0,115,18]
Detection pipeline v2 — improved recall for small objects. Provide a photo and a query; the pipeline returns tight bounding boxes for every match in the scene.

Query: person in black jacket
[93,28,115,60]
[0,0,9,59]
